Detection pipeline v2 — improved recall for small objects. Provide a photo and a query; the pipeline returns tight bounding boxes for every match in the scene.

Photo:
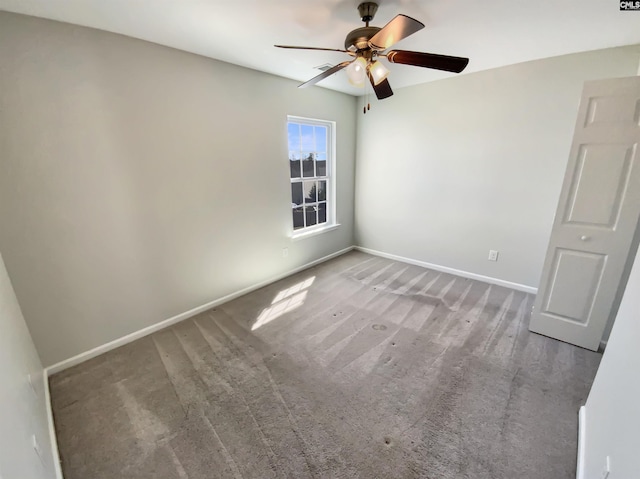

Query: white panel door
[529,76,640,351]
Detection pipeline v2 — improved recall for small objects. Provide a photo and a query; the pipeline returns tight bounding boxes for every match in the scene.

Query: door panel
[542,249,605,324]
[530,76,640,350]
[583,96,640,128]
[564,144,634,227]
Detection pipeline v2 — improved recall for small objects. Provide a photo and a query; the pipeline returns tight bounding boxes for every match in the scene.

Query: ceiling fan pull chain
[362,89,367,114]
[366,76,372,113]
[364,89,370,114]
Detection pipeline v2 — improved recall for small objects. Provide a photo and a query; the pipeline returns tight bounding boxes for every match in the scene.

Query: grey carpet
[50,251,601,479]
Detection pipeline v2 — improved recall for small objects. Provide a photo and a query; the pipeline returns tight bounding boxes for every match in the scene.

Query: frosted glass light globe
[346,57,367,87]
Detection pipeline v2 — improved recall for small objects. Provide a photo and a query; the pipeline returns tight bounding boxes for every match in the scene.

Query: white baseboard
[45,246,354,375]
[46,245,537,375]
[43,373,64,479]
[354,246,538,295]
[577,405,586,479]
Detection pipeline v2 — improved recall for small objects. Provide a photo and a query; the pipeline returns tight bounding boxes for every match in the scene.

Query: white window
[287,116,336,236]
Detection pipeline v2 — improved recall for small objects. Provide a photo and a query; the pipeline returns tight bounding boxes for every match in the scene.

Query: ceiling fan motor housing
[344,26,381,51]
[348,2,381,51]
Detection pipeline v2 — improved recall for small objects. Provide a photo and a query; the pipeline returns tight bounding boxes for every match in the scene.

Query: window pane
[315,126,327,152]
[316,152,327,177]
[287,123,300,151]
[302,153,315,177]
[293,207,304,230]
[291,182,303,206]
[289,152,301,178]
[318,202,327,224]
[305,206,317,227]
[301,124,314,151]
[304,181,317,203]
[318,180,326,201]
[302,153,315,178]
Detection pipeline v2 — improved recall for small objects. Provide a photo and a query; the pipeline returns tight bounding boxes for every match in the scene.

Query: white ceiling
[1,0,639,96]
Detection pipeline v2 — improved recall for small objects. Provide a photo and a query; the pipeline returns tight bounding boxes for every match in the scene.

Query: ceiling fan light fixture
[369,60,389,85]
[347,57,367,87]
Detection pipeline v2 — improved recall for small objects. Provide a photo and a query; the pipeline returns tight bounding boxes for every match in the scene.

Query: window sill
[291,223,341,242]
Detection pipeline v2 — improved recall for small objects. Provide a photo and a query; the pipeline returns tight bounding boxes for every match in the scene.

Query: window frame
[287,115,338,239]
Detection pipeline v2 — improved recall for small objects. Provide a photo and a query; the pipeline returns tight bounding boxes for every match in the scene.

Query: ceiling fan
[275,2,469,102]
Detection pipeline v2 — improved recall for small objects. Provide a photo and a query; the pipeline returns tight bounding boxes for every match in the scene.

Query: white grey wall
[0,12,357,366]
[355,46,640,289]
[0,253,57,479]
[582,246,640,478]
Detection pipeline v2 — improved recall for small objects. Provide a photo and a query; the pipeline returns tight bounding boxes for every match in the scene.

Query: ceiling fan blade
[299,61,352,88]
[275,45,352,54]
[368,73,394,100]
[368,14,425,51]
[386,50,469,73]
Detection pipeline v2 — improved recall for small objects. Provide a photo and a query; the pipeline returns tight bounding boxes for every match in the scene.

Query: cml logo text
[620,0,640,10]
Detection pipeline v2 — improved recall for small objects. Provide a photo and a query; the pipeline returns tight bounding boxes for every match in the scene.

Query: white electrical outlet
[282,248,289,258]
[488,250,499,261]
